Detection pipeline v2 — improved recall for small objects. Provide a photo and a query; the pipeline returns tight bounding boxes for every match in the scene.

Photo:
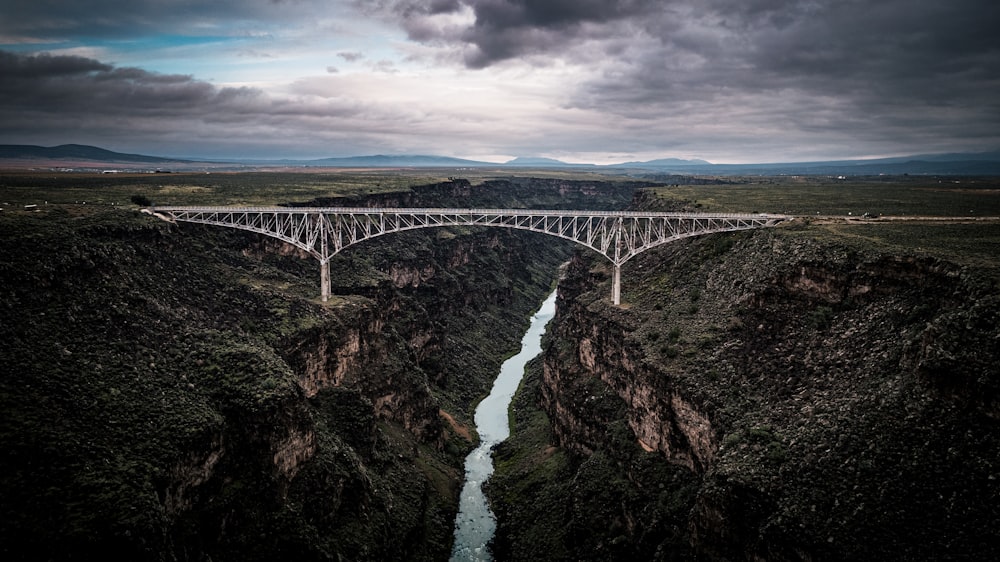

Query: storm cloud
[388,0,1000,101]
[0,49,544,159]
[1,0,998,161]
[0,51,264,124]
[373,0,1000,157]
[0,50,392,158]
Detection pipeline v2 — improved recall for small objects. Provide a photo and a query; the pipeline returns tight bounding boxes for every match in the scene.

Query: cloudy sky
[1,0,998,163]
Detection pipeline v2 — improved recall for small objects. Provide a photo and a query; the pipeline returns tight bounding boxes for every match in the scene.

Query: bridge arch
[147,207,790,305]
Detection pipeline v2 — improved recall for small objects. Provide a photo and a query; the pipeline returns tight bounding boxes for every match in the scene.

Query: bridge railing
[151,205,785,219]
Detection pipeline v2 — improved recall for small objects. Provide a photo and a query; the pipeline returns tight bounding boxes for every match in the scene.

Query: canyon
[489,212,1000,560]
[0,177,630,560]
[1,175,998,561]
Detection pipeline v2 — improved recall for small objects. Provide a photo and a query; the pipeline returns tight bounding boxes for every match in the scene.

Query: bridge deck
[151,206,785,219]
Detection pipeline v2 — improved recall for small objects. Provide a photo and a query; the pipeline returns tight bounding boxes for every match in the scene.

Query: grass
[0,170,449,210]
[638,175,1000,277]
[6,170,1000,215]
[0,168,645,212]
[10,169,996,287]
[649,175,1000,217]
[810,222,1000,273]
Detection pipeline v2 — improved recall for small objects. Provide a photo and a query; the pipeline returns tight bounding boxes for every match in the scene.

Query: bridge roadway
[147,206,791,305]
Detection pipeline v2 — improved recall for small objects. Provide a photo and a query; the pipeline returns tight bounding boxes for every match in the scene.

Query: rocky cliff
[0,175,628,561]
[292,176,650,210]
[490,221,1000,560]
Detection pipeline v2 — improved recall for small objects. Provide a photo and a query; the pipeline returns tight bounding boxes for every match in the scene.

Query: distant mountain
[306,154,495,167]
[504,156,593,167]
[0,144,180,164]
[616,157,711,167]
[615,152,1000,175]
[3,144,999,175]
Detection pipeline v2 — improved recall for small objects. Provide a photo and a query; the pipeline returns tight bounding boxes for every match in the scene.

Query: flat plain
[3,170,999,274]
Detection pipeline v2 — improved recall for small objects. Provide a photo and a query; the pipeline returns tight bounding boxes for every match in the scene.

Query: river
[449,289,558,562]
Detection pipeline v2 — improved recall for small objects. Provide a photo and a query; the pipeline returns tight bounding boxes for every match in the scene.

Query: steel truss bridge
[147,206,790,305]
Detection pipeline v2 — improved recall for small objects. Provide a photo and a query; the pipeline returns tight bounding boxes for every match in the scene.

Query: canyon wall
[491,223,1000,560]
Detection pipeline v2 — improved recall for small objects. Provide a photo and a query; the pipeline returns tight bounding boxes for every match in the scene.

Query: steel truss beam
[149,206,790,304]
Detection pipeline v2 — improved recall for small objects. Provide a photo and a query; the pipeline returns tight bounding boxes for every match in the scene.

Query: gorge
[451,289,557,561]
[1,173,998,561]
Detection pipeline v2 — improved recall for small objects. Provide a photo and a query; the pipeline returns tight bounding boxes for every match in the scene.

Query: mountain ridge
[0,144,183,164]
[2,144,999,175]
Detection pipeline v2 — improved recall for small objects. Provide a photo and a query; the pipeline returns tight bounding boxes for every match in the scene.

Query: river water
[449,289,558,562]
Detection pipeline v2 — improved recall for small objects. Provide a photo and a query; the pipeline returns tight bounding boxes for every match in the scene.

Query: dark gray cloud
[387,0,999,89]
[367,0,662,67]
[0,50,261,117]
[2,1,998,160]
[579,0,1000,115]
[0,50,111,76]
[468,0,659,30]
[0,50,304,157]
[373,0,1000,154]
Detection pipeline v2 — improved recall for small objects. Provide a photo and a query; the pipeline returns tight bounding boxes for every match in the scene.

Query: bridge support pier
[320,259,331,302]
[612,264,622,306]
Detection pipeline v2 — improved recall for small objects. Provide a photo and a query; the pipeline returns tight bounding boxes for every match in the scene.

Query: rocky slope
[490,219,1000,560]
[291,176,650,211]
[0,177,642,561]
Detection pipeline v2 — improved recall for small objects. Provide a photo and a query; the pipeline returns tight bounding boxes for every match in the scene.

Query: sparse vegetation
[129,193,152,206]
[0,172,635,561]
[489,174,1000,561]
[4,171,1000,561]
[648,175,1000,218]
[807,304,835,329]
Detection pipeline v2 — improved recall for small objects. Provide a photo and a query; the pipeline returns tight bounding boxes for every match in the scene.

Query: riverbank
[451,290,557,561]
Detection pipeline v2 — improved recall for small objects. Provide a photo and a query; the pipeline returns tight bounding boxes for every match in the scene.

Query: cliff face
[282,226,564,445]
[492,225,1000,561]
[294,176,650,210]
[543,275,717,471]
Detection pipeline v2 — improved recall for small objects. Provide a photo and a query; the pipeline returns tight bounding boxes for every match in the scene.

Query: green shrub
[807,305,835,329]
[130,194,152,207]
